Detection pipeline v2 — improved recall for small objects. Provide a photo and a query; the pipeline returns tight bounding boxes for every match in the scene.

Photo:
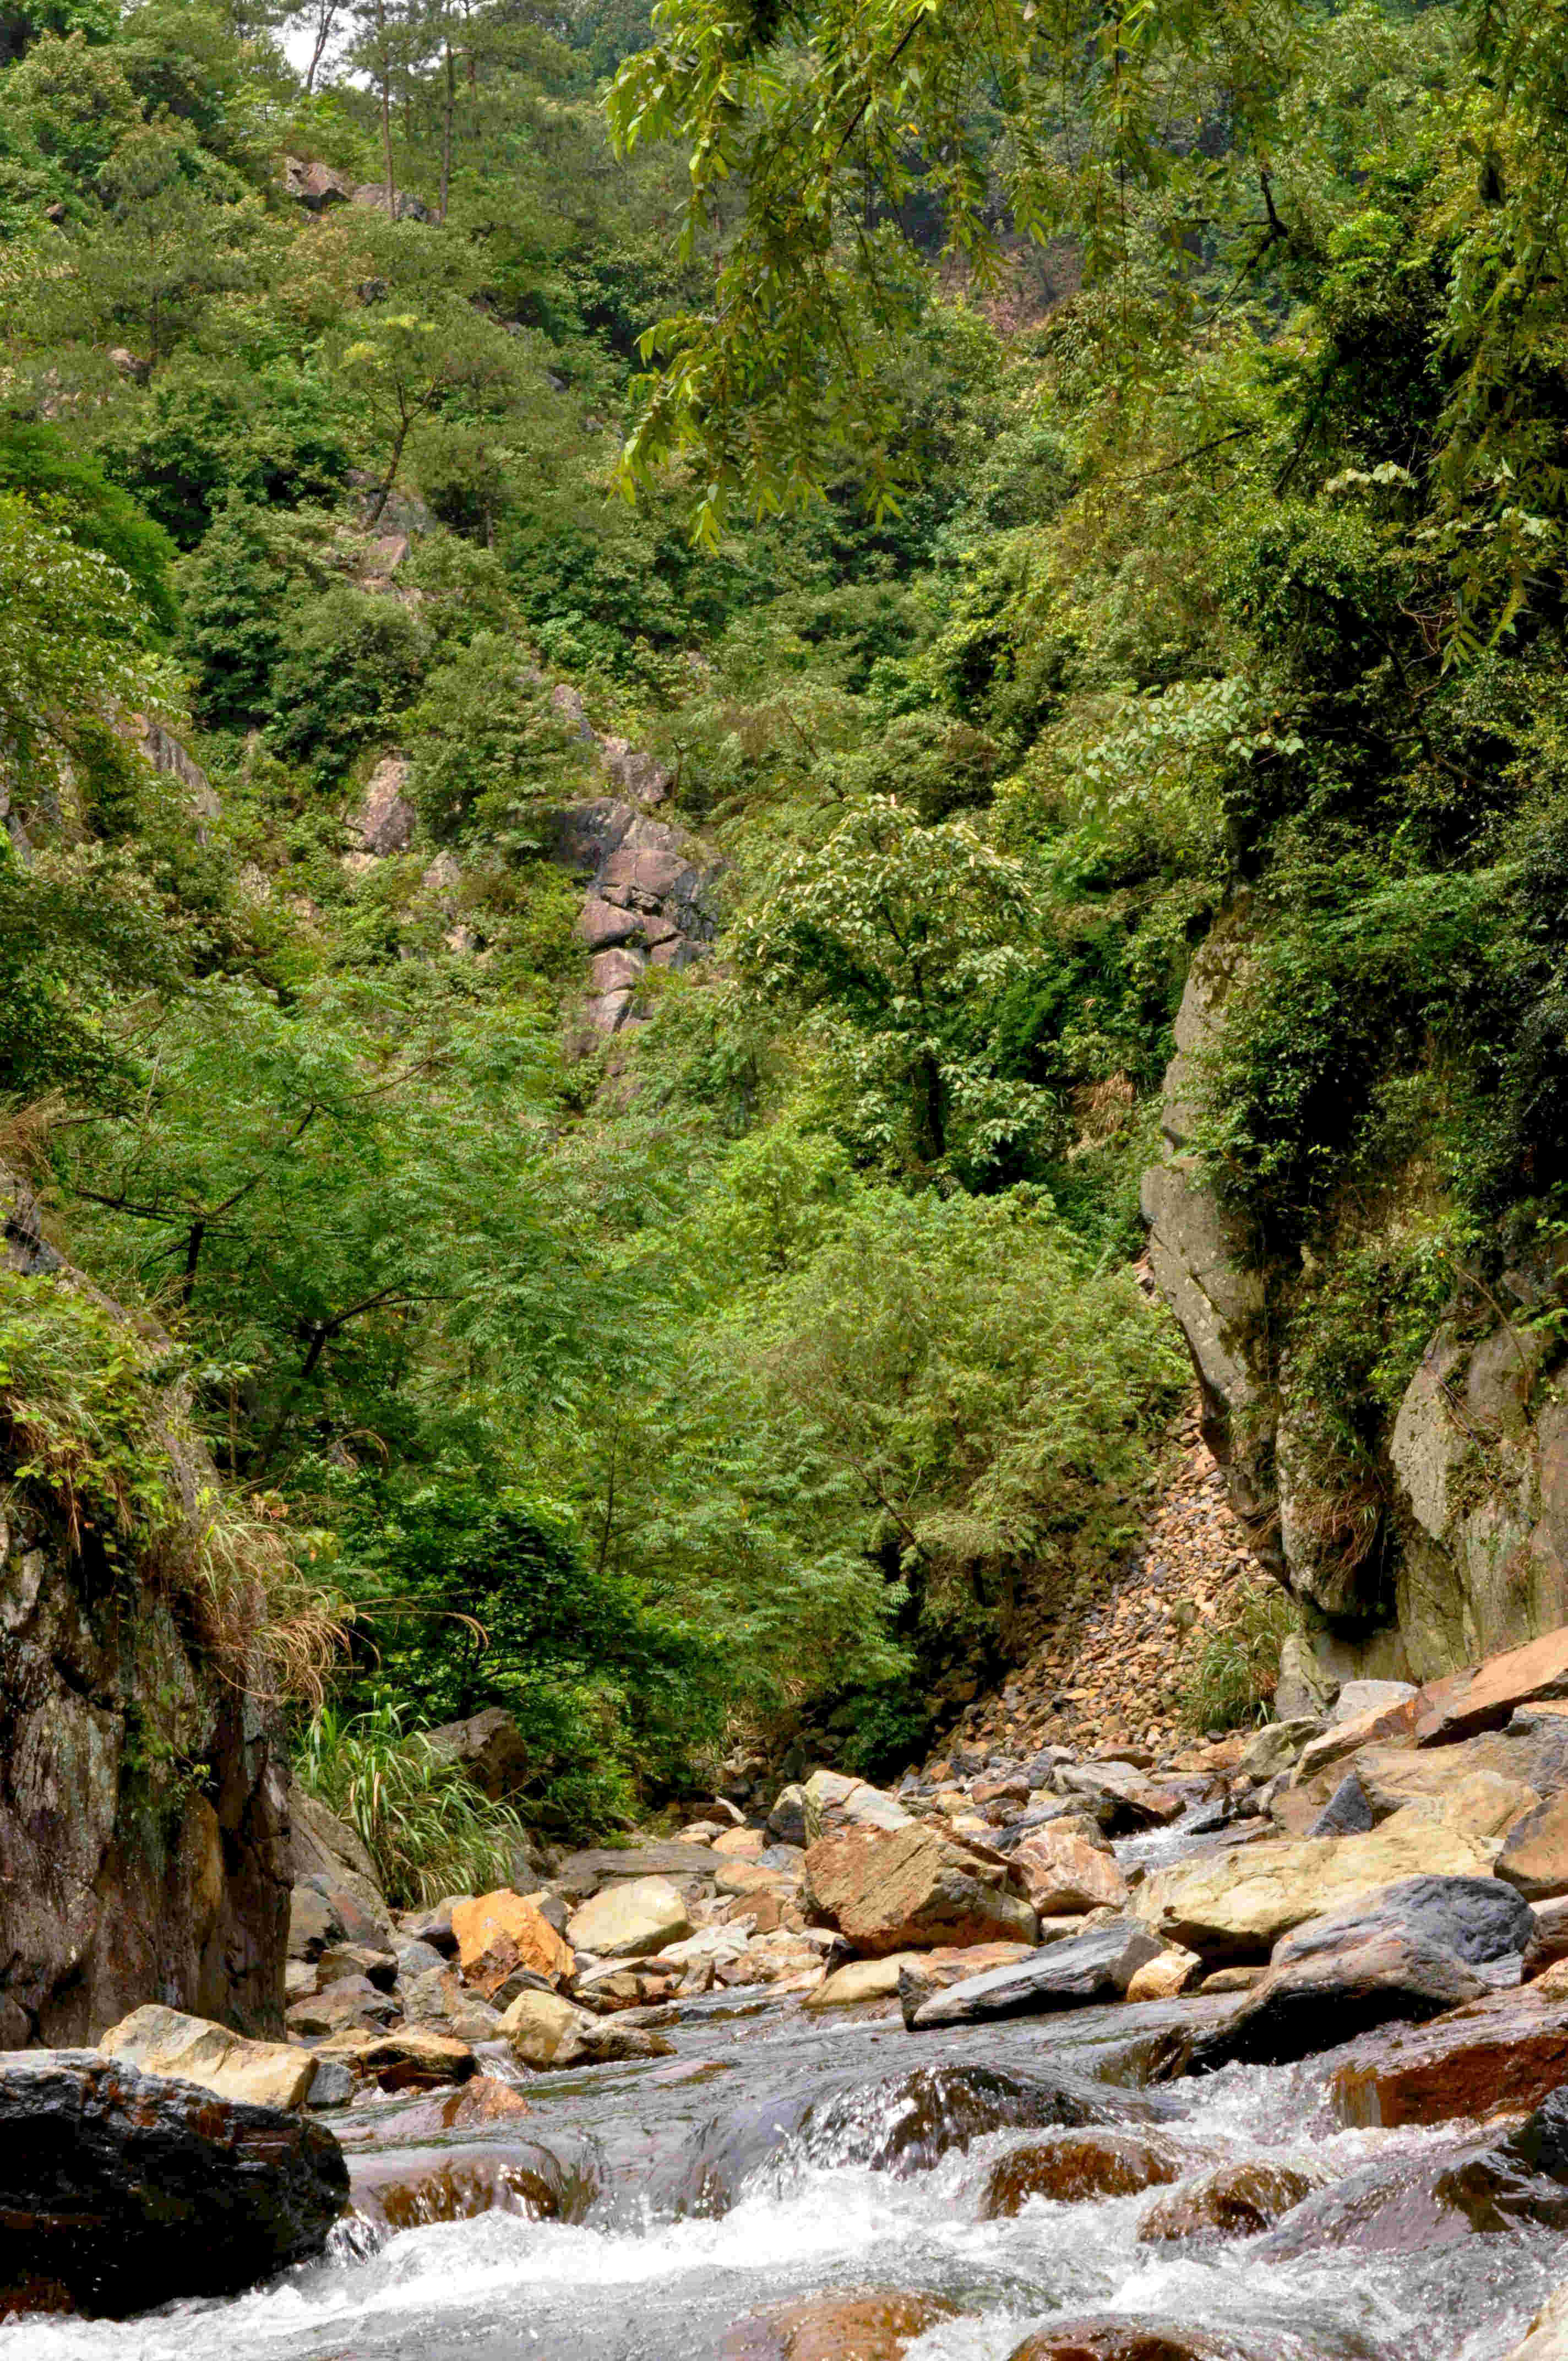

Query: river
[3,1978,1561,2361]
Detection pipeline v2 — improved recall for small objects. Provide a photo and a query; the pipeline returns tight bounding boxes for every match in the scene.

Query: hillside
[2,0,1566,1940]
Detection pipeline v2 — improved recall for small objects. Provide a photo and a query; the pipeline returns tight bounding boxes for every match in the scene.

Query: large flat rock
[1134,1803,1498,1960]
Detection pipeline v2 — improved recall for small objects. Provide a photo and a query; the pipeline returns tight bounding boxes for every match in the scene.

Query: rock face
[0,2051,346,2316]
[0,1199,292,2047]
[1141,913,1568,1681]
[804,1824,1037,1957]
[548,797,720,1037]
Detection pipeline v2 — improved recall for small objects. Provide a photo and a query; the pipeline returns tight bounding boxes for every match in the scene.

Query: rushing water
[5,1988,1563,2361]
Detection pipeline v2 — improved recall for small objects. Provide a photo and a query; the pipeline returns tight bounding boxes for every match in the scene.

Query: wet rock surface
[0,2051,346,2316]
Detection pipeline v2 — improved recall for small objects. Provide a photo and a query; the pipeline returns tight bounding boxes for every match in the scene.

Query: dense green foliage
[6,0,1562,1829]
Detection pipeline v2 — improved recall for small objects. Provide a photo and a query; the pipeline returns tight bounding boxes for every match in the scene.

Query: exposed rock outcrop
[0,1174,294,2047]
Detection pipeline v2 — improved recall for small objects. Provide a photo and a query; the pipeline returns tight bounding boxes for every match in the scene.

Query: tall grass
[295,1698,531,1906]
[1181,1581,1301,1732]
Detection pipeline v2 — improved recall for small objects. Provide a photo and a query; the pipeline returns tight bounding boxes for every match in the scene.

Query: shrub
[295,1698,529,1907]
[1181,1582,1301,1732]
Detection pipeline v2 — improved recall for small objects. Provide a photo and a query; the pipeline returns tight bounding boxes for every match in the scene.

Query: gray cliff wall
[1142,922,1568,1683]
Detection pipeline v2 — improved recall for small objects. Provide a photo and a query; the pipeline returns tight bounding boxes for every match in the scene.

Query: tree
[334,302,521,523]
[732,796,1060,1182]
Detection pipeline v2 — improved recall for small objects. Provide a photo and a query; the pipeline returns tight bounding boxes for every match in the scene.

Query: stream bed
[3,1987,1562,2361]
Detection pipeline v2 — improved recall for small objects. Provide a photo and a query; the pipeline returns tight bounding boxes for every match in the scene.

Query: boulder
[1137,2159,1328,2244]
[1274,1634,1339,1722]
[1186,1927,1488,2072]
[1499,1792,1568,1900]
[982,2131,1184,2216]
[908,1920,1162,2028]
[1237,1719,1321,1781]
[1008,2320,1261,2360]
[0,2052,346,2318]
[315,1939,397,1990]
[567,1875,692,1959]
[498,1985,674,2069]
[1331,1987,1568,2126]
[311,2025,477,2092]
[1293,1694,1424,1785]
[97,2006,318,2112]
[424,1707,531,1800]
[287,1885,336,1961]
[1124,1947,1204,2003]
[1414,1628,1568,1748]
[552,1842,726,1900]
[399,1964,503,2041]
[766,1784,809,1848]
[358,2074,532,2142]
[720,2289,959,2361]
[1013,1826,1129,1916]
[1057,1764,1184,1832]
[286,1976,398,2037]
[807,1942,1033,2013]
[349,2144,567,2232]
[451,1888,574,1990]
[1133,1802,1500,1960]
[801,1768,912,1840]
[289,1791,391,1928]
[804,1824,1037,1957]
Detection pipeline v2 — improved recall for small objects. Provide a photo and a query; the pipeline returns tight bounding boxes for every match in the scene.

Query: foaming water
[3,2004,1560,2361]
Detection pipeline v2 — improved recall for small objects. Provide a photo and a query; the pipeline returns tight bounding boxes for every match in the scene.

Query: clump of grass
[295,1697,530,1907]
[0,1266,340,1702]
[1181,1580,1302,1732]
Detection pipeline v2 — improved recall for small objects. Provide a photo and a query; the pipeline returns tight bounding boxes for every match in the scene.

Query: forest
[3,0,1566,1896]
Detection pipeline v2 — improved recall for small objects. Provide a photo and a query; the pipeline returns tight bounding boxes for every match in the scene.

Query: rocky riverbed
[14,1628,1568,2355]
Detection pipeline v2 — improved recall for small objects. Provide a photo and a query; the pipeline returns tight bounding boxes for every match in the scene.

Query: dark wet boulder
[982,2131,1185,2216]
[1008,2321,1265,2359]
[1256,2134,1568,2259]
[349,2140,590,2232]
[908,1921,1161,2028]
[1137,2159,1327,2244]
[721,2288,960,2361]
[0,2051,347,2318]
[1185,1876,1532,2073]
[1331,1988,1568,2126]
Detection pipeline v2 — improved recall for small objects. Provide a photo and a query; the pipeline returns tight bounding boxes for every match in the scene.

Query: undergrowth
[295,1698,530,1907]
[1182,1581,1302,1732]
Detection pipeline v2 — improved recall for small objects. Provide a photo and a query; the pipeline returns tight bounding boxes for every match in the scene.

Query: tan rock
[801,1769,912,1840]
[1013,1826,1129,1916]
[1134,1803,1498,1959]
[712,1827,766,1859]
[1505,2283,1568,2361]
[1414,1628,1568,1747]
[1500,1792,1568,1900]
[1200,1965,1267,1993]
[451,1889,574,1990]
[720,2289,957,2361]
[803,1824,1037,1957]
[498,1984,674,2068]
[1125,1945,1204,2002]
[567,1876,692,1959]
[98,2006,317,2111]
